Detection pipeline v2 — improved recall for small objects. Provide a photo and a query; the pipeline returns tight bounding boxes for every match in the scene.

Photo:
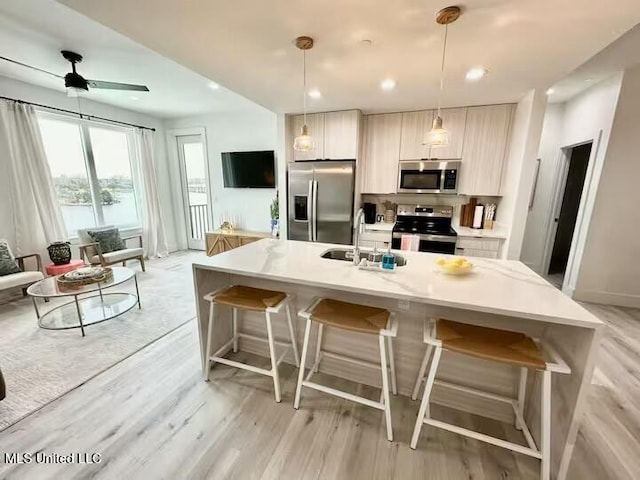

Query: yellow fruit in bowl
[435,258,447,266]
[437,257,474,275]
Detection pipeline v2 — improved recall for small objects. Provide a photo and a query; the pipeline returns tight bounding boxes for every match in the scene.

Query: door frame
[166,127,212,250]
[540,131,602,295]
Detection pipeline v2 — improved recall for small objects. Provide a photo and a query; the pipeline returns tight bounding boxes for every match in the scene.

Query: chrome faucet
[351,208,365,265]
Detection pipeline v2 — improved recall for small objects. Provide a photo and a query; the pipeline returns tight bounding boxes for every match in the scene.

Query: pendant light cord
[437,23,448,117]
[302,49,307,125]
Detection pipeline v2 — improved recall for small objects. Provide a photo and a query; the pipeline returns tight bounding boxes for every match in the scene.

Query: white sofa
[77,226,145,271]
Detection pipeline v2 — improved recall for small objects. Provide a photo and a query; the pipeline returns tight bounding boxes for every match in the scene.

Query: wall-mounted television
[221,150,276,188]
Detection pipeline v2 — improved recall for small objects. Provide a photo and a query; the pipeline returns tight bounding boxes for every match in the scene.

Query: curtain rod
[0,95,156,132]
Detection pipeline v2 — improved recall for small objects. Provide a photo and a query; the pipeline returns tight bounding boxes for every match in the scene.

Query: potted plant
[270,192,279,237]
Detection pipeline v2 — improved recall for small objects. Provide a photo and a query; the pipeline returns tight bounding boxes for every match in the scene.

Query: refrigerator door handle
[307,180,313,241]
[312,180,318,241]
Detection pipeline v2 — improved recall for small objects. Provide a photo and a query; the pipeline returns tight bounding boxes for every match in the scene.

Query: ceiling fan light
[423,115,449,147]
[293,124,314,151]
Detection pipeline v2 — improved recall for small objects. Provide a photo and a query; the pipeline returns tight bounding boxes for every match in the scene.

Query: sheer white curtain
[0,100,67,256]
[135,128,168,259]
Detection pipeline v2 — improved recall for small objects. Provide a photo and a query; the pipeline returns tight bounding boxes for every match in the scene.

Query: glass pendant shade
[293,124,314,151]
[424,115,449,148]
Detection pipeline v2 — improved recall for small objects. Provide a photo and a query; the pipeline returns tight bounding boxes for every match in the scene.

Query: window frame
[36,110,143,232]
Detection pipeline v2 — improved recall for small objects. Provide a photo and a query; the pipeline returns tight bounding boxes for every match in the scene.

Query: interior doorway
[176,134,211,250]
[546,142,592,283]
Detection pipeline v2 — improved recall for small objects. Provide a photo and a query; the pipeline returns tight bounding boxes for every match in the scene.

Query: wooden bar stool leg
[540,369,551,480]
[411,345,433,401]
[314,323,324,373]
[264,311,281,403]
[411,346,442,449]
[203,301,216,381]
[378,333,393,442]
[516,367,528,430]
[294,317,313,409]
[386,336,397,395]
[285,303,301,367]
[232,308,239,353]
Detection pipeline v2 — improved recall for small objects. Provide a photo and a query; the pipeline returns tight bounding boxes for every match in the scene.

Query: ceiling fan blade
[0,55,63,79]
[86,80,149,91]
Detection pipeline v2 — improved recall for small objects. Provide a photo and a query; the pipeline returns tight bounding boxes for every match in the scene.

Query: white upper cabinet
[429,107,468,160]
[400,110,433,160]
[361,113,402,194]
[292,113,325,161]
[400,108,467,160]
[459,104,514,196]
[324,110,359,159]
[292,110,360,161]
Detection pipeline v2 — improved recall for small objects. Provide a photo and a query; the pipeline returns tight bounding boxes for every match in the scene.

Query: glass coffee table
[27,266,141,337]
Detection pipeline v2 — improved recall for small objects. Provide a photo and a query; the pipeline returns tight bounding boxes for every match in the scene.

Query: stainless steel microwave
[397,160,460,194]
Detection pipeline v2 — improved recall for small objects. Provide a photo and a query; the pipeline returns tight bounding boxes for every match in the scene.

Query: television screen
[221,150,276,188]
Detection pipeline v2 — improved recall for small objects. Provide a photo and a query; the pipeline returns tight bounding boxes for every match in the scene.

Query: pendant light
[424,6,461,148]
[293,36,315,152]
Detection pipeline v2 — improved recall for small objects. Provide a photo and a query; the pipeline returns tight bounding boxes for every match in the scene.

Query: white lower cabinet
[360,231,392,249]
[455,237,503,258]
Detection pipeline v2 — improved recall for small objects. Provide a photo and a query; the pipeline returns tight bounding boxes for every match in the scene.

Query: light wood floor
[0,303,638,480]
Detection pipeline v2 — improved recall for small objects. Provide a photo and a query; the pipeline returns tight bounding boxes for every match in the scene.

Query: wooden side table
[45,259,85,276]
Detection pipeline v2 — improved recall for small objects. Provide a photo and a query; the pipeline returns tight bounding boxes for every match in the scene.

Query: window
[37,113,141,235]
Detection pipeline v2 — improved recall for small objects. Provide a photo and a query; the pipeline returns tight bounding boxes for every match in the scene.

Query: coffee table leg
[74,295,86,337]
[98,283,104,303]
[32,296,40,320]
[134,274,141,309]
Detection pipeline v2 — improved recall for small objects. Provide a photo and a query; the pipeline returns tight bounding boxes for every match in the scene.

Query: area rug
[0,250,203,430]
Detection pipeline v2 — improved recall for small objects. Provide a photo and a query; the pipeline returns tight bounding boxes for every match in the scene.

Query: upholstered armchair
[0,240,45,297]
[78,226,145,272]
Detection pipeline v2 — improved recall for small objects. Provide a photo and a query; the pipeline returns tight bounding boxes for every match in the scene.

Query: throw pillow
[0,241,21,276]
[87,228,126,254]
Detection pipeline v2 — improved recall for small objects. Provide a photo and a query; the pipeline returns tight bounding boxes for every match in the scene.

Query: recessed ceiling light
[546,88,555,95]
[381,79,397,91]
[585,78,593,82]
[308,88,322,99]
[208,81,220,90]
[465,67,488,81]
[129,96,140,101]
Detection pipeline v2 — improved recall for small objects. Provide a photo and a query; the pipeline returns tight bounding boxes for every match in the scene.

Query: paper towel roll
[472,205,484,229]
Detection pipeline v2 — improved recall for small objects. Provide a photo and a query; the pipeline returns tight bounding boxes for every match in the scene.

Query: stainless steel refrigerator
[288,161,355,245]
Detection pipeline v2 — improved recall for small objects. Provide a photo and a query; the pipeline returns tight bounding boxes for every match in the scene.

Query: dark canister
[47,241,72,265]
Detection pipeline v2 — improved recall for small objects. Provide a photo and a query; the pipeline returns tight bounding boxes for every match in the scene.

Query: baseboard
[573,289,640,308]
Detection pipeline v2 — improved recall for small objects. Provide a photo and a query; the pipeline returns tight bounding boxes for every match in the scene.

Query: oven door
[392,232,457,254]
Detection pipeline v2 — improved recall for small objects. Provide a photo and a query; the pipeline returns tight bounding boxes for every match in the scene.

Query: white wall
[166,107,277,241]
[521,103,565,271]
[499,89,547,259]
[519,74,623,295]
[0,75,180,252]
[574,66,640,307]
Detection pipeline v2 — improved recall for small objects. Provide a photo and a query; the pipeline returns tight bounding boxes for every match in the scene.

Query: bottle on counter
[382,246,396,270]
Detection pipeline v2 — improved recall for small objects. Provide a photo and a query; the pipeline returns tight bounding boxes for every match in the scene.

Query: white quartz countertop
[453,224,509,239]
[364,222,395,232]
[193,239,602,329]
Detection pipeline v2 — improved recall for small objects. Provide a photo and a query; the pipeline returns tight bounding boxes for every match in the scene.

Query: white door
[176,135,210,250]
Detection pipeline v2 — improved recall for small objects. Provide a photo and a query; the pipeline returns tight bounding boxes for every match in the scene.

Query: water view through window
[37,114,140,234]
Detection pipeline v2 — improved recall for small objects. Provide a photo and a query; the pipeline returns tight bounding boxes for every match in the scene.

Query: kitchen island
[192,239,602,480]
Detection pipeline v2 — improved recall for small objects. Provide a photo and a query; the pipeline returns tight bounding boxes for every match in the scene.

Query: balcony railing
[189,204,209,240]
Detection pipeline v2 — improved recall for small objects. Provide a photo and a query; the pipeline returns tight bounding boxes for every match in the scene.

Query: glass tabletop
[27,266,136,298]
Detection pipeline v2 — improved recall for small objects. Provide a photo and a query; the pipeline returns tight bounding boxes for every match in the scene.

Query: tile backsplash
[360,194,501,226]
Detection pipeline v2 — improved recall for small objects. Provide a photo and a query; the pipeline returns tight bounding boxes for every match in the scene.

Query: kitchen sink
[320,248,407,267]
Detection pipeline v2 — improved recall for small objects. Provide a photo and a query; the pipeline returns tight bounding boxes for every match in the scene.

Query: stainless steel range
[391,205,457,254]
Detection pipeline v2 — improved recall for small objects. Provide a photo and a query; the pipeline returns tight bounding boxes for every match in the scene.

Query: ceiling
[57,0,640,114]
[548,24,640,103]
[0,0,263,118]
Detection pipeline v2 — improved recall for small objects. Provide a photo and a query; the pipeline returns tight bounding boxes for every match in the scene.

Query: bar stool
[410,319,570,480]
[202,285,301,403]
[294,297,399,441]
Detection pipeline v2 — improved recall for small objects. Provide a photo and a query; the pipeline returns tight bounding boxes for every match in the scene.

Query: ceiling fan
[0,50,150,96]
